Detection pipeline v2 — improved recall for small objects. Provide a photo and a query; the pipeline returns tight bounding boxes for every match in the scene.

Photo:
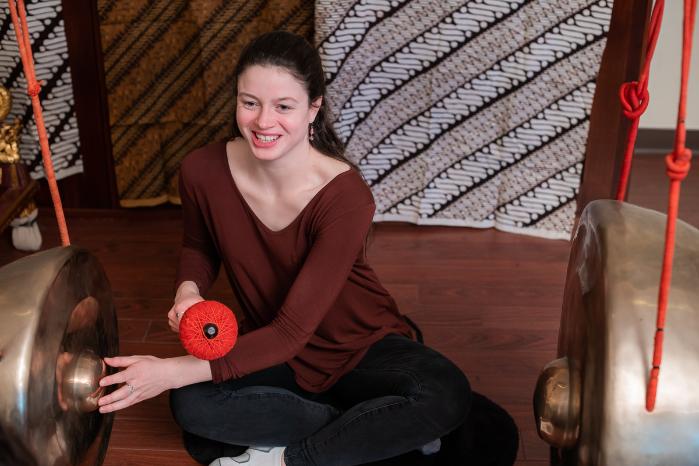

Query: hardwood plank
[118,318,150,342]
[103,449,199,466]
[417,281,564,308]
[108,418,184,450]
[118,341,188,359]
[405,308,482,326]
[520,427,550,461]
[417,326,557,352]
[146,321,182,344]
[115,298,174,320]
[479,305,562,330]
[116,392,173,421]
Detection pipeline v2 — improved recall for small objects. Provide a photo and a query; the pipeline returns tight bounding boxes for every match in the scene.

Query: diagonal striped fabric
[318,0,613,239]
[98,0,314,206]
[0,1,82,181]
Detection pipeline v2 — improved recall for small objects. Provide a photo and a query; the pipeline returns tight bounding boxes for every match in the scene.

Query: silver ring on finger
[126,382,135,395]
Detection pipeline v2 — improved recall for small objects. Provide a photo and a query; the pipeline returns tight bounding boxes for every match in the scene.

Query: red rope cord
[646,0,696,412]
[616,0,665,200]
[7,0,70,246]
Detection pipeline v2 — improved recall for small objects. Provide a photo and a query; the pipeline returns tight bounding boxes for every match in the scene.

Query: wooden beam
[577,0,653,213]
[60,0,118,208]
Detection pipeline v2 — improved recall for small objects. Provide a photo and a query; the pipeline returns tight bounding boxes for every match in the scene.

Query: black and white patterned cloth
[317,0,612,239]
[0,0,81,180]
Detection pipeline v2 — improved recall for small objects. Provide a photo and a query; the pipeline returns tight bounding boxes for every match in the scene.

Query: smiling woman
[98,31,473,466]
[235,65,320,160]
[230,31,349,168]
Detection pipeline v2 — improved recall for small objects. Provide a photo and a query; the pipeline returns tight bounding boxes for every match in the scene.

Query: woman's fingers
[98,383,130,406]
[98,383,136,413]
[167,295,204,333]
[169,314,179,332]
[104,356,138,368]
[101,356,145,386]
[100,370,128,388]
[167,306,182,332]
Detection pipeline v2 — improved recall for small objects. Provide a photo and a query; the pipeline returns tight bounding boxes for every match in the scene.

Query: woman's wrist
[167,355,212,389]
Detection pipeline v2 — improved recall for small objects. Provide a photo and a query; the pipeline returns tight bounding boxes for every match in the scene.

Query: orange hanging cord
[617,0,698,412]
[645,0,696,412]
[616,0,665,200]
[7,0,70,246]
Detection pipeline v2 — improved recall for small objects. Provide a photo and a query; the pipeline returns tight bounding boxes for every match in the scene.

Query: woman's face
[236,65,320,162]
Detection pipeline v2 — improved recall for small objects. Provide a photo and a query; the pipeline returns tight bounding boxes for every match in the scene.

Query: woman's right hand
[168,282,204,332]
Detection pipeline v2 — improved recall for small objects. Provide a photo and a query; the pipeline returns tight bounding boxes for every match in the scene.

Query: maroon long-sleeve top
[176,143,412,393]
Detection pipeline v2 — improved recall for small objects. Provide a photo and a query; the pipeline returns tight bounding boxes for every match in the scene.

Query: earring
[309,123,315,142]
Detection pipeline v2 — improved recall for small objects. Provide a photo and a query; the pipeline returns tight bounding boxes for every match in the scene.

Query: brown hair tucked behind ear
[231,31,351,167]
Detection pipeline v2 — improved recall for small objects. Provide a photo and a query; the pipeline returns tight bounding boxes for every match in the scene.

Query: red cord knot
[665,148,692,181]
[27,82,41,97]
[619,81,650,119]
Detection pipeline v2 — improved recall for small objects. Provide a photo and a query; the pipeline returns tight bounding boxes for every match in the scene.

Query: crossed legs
[170,335,471,466]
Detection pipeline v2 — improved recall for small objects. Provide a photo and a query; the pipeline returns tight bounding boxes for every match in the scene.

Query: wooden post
[59,0,118,208]
[577,0,653,213]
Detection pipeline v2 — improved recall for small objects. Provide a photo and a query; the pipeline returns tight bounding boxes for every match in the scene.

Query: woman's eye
[278,104,292,112]
[242,101,257,109]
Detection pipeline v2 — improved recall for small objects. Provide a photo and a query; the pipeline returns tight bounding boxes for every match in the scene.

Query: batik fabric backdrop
[0,0,81,180]
[97,0,314,207]
[317,0,613,239]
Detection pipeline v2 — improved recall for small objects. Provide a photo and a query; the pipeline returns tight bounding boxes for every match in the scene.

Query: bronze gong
[0,246,118,466]
[534,200,699,465]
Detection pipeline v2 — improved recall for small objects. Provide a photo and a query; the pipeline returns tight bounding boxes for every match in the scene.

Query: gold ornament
[0,86,21,164]
[0,86,11,121]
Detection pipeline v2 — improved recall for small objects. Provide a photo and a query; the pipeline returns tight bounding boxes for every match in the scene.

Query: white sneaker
[419,438,441,455]
[209,446,285,465]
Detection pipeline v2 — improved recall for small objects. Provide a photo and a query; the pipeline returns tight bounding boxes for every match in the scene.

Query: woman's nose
[255,107,274,128]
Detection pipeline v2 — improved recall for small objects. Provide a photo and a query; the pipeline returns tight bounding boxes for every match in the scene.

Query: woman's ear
[310,96,322,122]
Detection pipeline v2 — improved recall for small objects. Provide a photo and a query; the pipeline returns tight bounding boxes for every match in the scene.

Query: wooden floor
[0,154,696,466]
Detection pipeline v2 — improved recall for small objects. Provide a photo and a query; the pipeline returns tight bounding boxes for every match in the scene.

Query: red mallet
[179,300,238,360]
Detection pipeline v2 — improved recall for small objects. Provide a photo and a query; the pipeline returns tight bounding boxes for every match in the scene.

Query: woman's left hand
[97,355,175,413]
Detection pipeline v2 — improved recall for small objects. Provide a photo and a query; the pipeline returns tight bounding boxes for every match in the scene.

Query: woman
[98,31,471,466]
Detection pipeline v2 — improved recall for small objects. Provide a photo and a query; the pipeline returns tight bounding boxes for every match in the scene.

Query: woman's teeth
[255,133,279,143]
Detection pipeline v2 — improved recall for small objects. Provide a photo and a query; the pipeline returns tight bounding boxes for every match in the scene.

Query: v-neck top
[176,142,412,392]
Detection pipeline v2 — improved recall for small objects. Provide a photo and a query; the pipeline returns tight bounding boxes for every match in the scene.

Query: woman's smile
[252,131,281,148]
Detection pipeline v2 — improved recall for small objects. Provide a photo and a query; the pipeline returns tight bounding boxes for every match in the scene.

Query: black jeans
[170,334,471,466]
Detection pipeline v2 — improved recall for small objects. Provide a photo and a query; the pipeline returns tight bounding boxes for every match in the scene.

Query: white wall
[640,1,699,130]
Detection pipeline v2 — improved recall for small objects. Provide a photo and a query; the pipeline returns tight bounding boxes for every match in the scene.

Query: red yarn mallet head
[179,300,238,360]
